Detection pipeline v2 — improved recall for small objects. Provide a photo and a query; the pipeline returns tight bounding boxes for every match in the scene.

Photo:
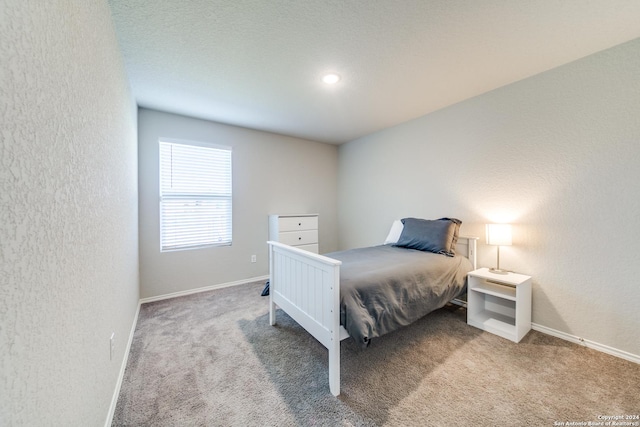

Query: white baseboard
[105,301,141,427]
[532,323,640,364]
[139,275,270,304]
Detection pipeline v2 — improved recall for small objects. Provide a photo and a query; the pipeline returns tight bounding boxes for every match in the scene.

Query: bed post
[328,262,341,396]
[268,242,276,326]
[467,237,478,270]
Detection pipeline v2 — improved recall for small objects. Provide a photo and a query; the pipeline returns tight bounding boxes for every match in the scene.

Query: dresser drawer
[278,230,318,247]
[278,216,318,232]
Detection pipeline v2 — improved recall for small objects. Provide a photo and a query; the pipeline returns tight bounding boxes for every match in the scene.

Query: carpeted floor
[113,281,640,426]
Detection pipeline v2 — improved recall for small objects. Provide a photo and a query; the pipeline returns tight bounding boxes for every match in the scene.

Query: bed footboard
[267,241,343,396]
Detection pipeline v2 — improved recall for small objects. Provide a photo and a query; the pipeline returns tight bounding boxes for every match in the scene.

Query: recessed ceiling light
[322,73,340,84]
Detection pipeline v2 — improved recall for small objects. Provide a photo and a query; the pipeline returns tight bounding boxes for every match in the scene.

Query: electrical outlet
[251,255,257,263]
[110,332,115,361]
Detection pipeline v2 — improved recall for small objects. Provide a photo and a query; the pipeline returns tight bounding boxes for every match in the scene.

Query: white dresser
[268,214,319,254]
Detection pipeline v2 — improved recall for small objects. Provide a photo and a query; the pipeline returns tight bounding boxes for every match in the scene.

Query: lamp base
[489,268,509,275]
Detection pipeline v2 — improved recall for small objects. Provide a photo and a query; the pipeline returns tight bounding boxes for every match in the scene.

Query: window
[159,139,232,251]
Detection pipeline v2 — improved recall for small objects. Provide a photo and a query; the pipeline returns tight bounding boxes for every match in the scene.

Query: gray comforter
[325,245,472,347]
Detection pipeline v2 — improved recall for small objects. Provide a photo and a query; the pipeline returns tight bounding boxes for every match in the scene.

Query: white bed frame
[267,237,477,396]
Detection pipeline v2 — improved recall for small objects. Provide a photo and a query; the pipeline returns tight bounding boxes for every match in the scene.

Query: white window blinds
[159,140,232,251]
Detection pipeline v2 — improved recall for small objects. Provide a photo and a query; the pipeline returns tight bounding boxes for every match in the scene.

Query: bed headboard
[456,236,478,270]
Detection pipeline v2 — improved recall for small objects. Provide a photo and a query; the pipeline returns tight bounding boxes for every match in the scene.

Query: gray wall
[338,39,640,357]
[138,109,339,298]
[1,1,139,425]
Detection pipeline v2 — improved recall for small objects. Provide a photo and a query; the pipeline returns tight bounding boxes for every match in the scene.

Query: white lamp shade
[486,224,512,246]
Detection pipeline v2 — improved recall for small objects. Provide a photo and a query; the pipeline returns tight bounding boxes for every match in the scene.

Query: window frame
[158,138,233,252]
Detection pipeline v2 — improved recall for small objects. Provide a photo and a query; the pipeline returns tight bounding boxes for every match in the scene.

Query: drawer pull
[299,237,302,240]
[298,223,302,226]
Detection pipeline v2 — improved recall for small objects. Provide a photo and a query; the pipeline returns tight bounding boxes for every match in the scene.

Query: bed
[267,218,478,396]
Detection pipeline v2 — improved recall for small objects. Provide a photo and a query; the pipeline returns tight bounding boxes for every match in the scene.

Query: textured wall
[0,1,139,425]
[338,39,640,357]
[138,109,338,299]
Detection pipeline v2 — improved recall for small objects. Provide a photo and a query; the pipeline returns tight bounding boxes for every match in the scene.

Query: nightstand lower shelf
[467,310,516,341]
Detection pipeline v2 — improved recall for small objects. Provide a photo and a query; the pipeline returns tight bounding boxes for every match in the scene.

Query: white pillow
[383,220,404,245]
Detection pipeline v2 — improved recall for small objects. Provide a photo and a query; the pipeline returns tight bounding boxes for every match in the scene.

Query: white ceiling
[109,0,640,144]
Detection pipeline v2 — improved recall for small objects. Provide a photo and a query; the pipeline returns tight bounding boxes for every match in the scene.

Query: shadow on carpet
[238,303,481,426]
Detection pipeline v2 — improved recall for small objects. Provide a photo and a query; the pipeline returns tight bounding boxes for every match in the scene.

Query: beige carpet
[113,281,640,426]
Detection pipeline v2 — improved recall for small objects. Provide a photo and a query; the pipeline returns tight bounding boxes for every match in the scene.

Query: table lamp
[486,223,512,274]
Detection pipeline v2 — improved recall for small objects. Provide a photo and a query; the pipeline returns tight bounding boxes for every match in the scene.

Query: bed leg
[269,292,276,326]
[329,338,340,396]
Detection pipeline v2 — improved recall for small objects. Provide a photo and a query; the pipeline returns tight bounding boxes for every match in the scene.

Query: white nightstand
[467,268,532,343]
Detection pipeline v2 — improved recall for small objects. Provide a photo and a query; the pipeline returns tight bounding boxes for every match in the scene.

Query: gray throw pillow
[395,217,461,256]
